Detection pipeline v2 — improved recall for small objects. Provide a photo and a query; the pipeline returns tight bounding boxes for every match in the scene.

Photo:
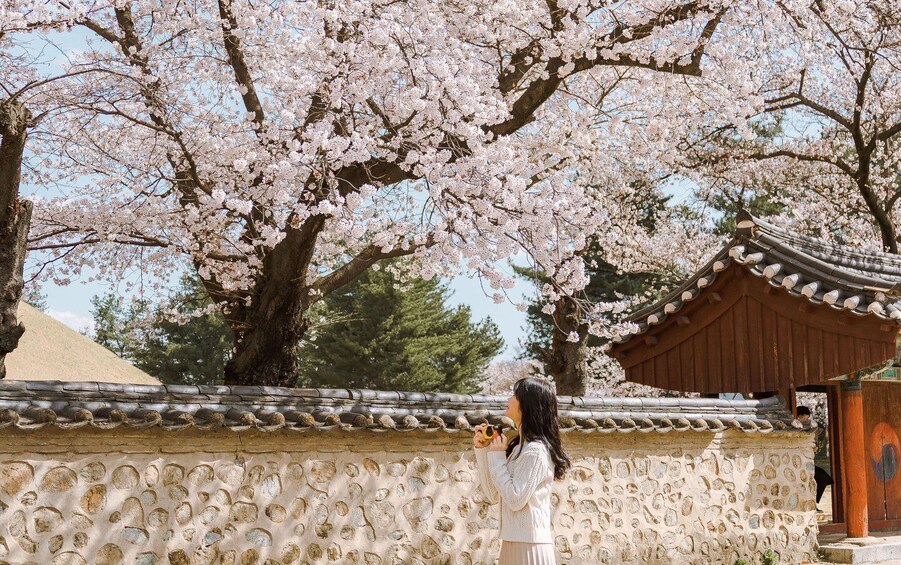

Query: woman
[473,377,572,564]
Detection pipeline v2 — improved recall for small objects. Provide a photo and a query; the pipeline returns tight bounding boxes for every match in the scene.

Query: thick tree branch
[491,3,723,138]
[748,148,857,178]
[312,236,437,299]
[217,0,266,128]
[876,120,901,143]
[765,93,854,132]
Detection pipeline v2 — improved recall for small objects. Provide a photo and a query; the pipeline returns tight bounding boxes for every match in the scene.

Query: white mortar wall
[0,429,817,564]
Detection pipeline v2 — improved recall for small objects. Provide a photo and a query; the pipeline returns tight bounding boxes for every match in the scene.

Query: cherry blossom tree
[647,0,901,252]
[4,0,730,386]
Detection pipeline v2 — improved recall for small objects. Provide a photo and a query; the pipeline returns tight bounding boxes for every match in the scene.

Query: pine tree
[21,284,47,311]
[297,264,504,393]
[91,276,233,385]
[132,276,234,386]
[91,293,147,359]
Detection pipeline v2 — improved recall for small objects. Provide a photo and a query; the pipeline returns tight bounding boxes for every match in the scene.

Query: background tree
[8,0,728,386]
[91,293,146,361]
[21,284,46,311]
[514,182,707,395]
[298,263,503,393]
[92,275,233,385]
[480,359,544,395]
[638,0,901,251]
[515,240,664,395]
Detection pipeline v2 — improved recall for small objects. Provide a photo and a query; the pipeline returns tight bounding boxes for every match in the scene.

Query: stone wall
[0,427,817,564]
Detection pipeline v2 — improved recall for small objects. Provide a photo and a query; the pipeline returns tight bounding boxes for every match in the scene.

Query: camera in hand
[481,424,503,442]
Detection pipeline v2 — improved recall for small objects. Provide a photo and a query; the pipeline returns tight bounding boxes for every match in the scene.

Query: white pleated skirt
[498,541,557,565]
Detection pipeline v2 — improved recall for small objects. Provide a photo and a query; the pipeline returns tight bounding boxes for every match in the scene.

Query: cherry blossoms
[636,0,901,252]
[3,0,731,385]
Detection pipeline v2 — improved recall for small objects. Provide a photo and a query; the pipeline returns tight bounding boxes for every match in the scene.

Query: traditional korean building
[610,212,901,538]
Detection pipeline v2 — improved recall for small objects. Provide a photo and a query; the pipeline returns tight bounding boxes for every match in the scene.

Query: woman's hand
[473,424,492,448]
[487,433,508,453]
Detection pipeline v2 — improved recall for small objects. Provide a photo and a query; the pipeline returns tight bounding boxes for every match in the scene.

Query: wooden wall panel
[761,302,778,391]
[654,351,666,391]
[824,331,840,381]
[734,297,750,387]
[679,339,693,393]
[791,320,808,389]
[665,347,681,390]
[694,326,707,393]
[708,321,722,392]
[613,266,899,394]
[809,327,823,390]
[747,297,765,393]
[776,314,793,388]
[862,382,901,521]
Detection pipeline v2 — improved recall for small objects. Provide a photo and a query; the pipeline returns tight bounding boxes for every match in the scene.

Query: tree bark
[545,295,589,396]
[0,100,34,378]
[223,292,308,387]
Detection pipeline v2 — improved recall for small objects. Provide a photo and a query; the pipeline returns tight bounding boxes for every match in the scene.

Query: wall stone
[0,429,816,564]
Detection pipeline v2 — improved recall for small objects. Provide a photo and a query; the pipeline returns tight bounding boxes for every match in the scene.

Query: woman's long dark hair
[505,377,571,480]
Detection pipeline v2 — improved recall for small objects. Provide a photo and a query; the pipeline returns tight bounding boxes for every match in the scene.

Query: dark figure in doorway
[797,405,834,508]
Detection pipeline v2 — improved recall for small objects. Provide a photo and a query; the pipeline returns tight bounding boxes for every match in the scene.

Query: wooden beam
[840,379,868,538]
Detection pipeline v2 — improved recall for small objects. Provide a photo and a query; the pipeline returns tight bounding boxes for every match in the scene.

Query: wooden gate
[862,382,901,524]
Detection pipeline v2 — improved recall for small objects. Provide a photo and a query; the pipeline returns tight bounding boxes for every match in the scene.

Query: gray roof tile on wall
[0,380,813,434]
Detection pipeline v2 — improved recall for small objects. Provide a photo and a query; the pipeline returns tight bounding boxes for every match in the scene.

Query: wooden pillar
[840,379,868,538]
[827,384,845,523]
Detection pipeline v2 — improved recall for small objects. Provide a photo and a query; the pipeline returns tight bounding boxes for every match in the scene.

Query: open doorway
[797,387,835,525]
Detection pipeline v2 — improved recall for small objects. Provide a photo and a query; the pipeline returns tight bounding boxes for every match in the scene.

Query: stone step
[819,535,901,564]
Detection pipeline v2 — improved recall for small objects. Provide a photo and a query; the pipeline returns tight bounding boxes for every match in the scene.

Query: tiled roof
[0,380,812,434]
[614,212,901,344]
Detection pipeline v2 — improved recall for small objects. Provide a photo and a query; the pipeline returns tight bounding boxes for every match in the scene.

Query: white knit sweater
[474,440,555,543]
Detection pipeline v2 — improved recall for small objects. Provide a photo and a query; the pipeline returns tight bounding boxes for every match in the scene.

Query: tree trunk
[546,295,589,396]
[0,100,34,378]
[223,290,309,387]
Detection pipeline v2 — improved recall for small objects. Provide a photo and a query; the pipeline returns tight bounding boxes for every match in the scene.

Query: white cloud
[46,309,95,336]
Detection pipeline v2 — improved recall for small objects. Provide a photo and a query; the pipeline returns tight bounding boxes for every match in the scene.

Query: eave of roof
[0,380,812,434]
[613,212,901,346]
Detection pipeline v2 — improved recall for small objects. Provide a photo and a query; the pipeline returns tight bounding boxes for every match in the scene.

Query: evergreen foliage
[297,264,503,393]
